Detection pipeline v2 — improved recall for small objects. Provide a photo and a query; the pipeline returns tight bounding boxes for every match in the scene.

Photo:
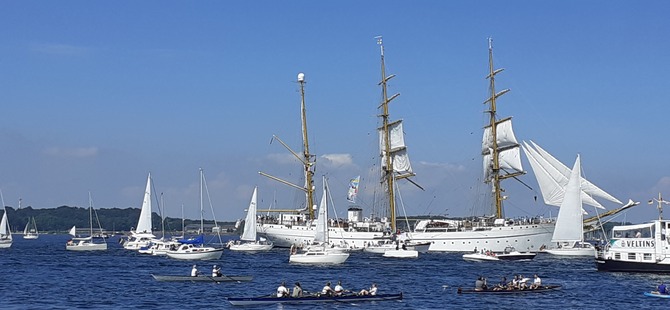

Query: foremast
[483,38,524,219]
[258,73,316,220]
[377,37,415,232]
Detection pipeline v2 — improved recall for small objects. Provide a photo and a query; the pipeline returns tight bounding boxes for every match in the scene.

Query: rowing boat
[151,274,253,283]
[457,285,561,294]
[226,292,403,305]
[644,292,670,298]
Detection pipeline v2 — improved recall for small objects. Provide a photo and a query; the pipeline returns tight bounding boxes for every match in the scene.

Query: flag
[347,175,360,203]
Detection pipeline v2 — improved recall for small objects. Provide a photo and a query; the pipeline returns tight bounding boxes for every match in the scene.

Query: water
[0,235,666,309]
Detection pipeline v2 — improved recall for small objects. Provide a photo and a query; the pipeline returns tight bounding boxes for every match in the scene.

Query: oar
[211,274,243,284]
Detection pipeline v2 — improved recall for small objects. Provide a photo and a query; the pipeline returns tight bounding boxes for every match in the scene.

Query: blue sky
[1,1,668,224]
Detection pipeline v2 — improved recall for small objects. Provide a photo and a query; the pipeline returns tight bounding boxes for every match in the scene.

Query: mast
[484,38,521,219]
[298,73,316,220]
[377,37,406,232]
[88,192,93,236]
[199,168,204,234]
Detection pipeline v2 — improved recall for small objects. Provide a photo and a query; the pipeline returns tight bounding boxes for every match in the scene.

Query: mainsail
[240,187,258,242]
[135,173,153,234]
[522,140,622,211]
[551,155,584,242]
[313,179,328,244]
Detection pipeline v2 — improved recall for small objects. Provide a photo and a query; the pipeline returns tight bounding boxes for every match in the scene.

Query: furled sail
[482,118,523,181]
[522,141,621,210]
[240,187,258,242]
[135,173,153,234]
[379,120,413,176]
[551,155,584,242]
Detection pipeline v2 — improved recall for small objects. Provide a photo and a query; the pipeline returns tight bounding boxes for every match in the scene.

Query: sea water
[0,235,665,309]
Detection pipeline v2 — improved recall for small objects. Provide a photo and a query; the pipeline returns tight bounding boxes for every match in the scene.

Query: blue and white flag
[347,175,360,203]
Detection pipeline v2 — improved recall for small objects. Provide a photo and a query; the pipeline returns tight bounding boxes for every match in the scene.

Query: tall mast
[88,192,93,236]
[378,37,399,232]
[485,38,519,218]
[298,73,316,220]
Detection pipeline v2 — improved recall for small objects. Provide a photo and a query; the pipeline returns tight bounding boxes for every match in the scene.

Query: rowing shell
[226,292,403,306]
[457,285,562,294]
[151,274,253,283]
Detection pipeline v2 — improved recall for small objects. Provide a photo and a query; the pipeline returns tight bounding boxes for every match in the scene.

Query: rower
[334,281,344,296]
[322,282,334,297]
[292,282,303,297]
[277,282,289,298]
[530,274,542,289]
[191,265,198,277]
[212,265,222,277]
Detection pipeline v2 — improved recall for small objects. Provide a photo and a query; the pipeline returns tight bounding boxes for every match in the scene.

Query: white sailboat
[542,155,595,256]
[0,206,12,249]
[166,168,224,260]
[290,177,350,264]
[66,193,107,251]
[123,173,156,250]
[138,194,180,256]
[227,187,274,252]
[23,217,39,240]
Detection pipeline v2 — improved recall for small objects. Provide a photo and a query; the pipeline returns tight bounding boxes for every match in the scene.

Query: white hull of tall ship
[260,221,554,253]
[383,249,418,258]
[166,244,224,260]
[66,239,108,251]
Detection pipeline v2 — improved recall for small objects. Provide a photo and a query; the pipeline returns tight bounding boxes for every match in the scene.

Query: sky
[1,1,669,224]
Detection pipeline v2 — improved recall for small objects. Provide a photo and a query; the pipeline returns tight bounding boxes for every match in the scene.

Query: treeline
[2,206,234,233]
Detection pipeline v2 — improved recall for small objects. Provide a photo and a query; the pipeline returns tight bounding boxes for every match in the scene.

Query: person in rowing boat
[292,282,303,297]
[321,282,334,297]
[191,265,198,277]
[277,282,289,298]
[475,276,487,291]
[334,281,345,296]
[529,274,542,289]
[212,265,222,277]
[492,277,507,291]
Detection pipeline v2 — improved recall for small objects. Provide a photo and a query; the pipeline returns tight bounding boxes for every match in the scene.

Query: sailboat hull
[66,243,108,251]
[289,251,349,264]
[228,242,273,252]
[23,234,39,240]
[166,248,224,260]
[0,240,12,248]
[544,248,594,256]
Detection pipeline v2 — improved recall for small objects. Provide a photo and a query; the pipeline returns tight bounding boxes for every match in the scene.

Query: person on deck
[322,282,334,297]
[191,265,198,277]
[334,281,345,296]
[292,282,303,297]
[277,282,289,298]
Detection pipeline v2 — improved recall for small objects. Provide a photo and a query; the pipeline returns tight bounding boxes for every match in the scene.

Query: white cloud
[44,147,98,158]
[320,153,354,167]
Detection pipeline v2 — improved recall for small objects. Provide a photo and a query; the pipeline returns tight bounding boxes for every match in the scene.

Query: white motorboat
[462,252,500,262]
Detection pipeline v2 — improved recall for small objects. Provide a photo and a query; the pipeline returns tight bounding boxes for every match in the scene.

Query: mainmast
[258,73,316,220]
[377,37,406,232]
[298,73,316,220]
[484,38,521,219]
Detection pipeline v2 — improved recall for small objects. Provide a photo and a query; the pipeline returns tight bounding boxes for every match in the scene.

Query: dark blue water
[0,235,666,309]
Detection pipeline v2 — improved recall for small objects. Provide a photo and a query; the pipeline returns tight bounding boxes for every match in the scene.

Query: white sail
[482,118,523,180]
[135,173,153,234]
[240,187,258,242]
[0,209,10,237]
[522,141,621,210]
[379,120,413,176]
[528,140,622,205]
[551,155,584,243]
[23,222,29,234]
[313,180,328,244]
[69,225,76,236]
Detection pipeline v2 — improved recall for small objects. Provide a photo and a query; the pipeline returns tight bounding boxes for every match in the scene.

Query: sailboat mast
[88,192,93,236]
[199,168,204,234]
[377,37,397,232]
[298,73,316,220]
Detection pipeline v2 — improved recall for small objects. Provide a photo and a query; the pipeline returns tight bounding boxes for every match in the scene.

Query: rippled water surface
[1,235,666,309]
